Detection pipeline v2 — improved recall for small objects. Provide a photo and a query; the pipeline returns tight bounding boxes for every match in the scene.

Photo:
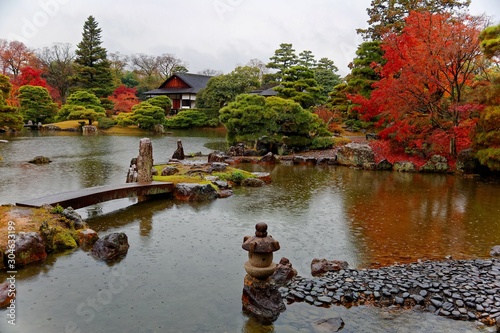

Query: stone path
[280,258,500,327]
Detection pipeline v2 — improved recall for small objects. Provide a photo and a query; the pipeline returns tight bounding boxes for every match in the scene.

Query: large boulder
[456,148,480,174]
[12,232,47,266]
[419,155,449,173]
[242,276,286,324]
[174,183,218,201]
[259,152,277,164]
[336,143,375,168]
[91,233,129,261]
[311,258,348,276]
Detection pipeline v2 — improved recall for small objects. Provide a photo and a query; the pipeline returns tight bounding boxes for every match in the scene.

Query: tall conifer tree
[74,16,114,97]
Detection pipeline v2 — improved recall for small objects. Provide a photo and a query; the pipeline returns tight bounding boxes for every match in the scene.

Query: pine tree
[74,16,114,97]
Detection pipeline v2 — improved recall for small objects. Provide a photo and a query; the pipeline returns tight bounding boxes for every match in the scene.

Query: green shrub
[311,137,335,149]
[344,119,372,132]
[97,116,116,129]
[165,110,208,128]
[281,135,312,149]
[230,171,245,184]
[51,204,64,214]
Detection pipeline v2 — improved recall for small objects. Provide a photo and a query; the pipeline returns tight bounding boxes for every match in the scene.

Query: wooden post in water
[137,138,153,182]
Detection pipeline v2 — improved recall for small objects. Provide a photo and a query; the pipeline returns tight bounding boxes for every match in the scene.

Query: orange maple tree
[354,11,486,159]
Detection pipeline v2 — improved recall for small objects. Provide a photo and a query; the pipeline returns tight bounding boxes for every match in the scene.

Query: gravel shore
[280,258,500,327]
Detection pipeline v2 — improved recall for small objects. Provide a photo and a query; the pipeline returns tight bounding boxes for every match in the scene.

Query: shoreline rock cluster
[212,142,480,174]
[279,258,500,327]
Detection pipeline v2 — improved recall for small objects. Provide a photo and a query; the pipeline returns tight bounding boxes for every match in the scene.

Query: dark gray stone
[91,232,129,261]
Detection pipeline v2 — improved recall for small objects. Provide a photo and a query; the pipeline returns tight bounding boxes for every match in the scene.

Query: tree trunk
[450,136,456,157]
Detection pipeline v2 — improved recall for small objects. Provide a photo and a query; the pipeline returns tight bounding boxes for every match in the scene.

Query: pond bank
[281,258,500,328]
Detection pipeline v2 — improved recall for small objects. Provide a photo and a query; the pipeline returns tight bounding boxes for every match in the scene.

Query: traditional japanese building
[143,73,212,112]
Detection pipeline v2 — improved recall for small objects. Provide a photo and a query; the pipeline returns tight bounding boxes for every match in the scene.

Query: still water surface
[0,130,499,332]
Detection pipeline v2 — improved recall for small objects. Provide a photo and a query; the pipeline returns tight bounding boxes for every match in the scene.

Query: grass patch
[152,163,255,186]
[47,120,84,129]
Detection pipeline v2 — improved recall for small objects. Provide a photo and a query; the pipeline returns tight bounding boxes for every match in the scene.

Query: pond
[0,130,499,333]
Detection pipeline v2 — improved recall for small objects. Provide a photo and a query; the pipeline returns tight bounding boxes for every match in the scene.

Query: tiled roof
[144,73,212,95]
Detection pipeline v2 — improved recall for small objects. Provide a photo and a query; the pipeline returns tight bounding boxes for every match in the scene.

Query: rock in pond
[77,229,99,249]
[13,232,47,266]
[259,152,277,164]
[311,258,349,276]
[242,178,266,187]
[91,232,129,261]
[28,156,51,164]
[491,245,500,257]
[271,257,297,285]
[242,275,286,325]
[174,183,218,201]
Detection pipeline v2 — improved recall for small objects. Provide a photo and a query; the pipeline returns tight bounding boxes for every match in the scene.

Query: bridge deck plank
[16,182,175,209]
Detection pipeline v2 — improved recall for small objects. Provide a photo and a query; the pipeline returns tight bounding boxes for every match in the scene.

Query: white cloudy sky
[0,0,499,76]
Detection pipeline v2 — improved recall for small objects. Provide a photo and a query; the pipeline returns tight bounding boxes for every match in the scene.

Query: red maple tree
[108,85,139,114]
[354,11,486,159]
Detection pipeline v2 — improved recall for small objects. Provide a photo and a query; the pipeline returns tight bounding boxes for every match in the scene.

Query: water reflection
[341,171,500,267]
[1,131,500,332]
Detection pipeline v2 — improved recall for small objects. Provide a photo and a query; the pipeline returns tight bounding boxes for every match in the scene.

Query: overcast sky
[0,0,499,76]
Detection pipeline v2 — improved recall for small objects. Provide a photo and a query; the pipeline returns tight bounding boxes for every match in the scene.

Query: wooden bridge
[16,182,175,209]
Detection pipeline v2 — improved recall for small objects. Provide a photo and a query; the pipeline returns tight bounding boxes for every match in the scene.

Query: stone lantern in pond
[242,222,280,279]
[241,223,285,324]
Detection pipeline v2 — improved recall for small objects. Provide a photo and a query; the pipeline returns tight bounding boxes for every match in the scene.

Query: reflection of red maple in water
[342,171,498,268]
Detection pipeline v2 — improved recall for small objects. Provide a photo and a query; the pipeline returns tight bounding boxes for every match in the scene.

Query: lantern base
[244,261,277,279]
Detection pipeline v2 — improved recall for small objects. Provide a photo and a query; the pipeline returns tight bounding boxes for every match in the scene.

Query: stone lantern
[242,222,280,279]
[241,223,285,324]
